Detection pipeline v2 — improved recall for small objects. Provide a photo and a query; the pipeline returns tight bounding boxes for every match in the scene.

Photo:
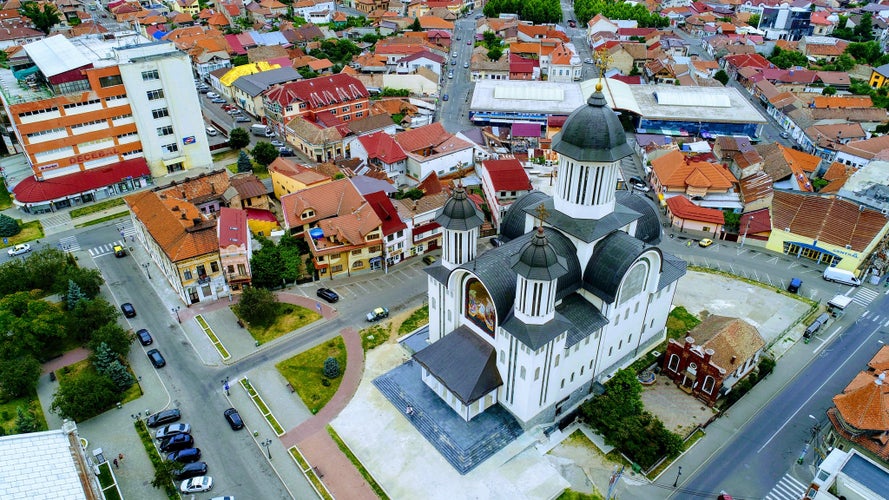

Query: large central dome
[552,83,633,163]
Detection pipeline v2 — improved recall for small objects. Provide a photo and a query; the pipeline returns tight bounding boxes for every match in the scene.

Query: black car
[147,349,166,368]
[147,409,181,428]
[166,447,201,463]
[121,302,136,318]
[224,407,244,430]
[316,288,339,303]
[173,461,208,480]
[136,329,153,346]
[160,433,194,452]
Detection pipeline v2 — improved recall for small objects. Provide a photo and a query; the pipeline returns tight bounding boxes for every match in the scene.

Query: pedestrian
[118,453,124,463]
[112,458,118,469]
[406,405,414,417]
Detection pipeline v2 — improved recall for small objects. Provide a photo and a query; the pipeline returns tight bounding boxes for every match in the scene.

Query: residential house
[738,207,772,243]
[351,131,408,183]
[665,195,725,237]
[268,157,331,199]
[126,190,226,304]
[217,206,253,292]
[835,135,889,169]
[662,316,766,407]
[392,181,448,257]
[365,190,409,268]
[826,346,889,463]
[651,151,741,211]
[869,63,889,88]
[394,122,475,184]
[230,67,302,118]
[172,0,201,16]
[470,46,509,81]
[263,73,370,130]
[396,50,445,76]
[797,36,847,63]
[755,143,820,191]
[739,171,774,214]
[0,23,43,49]
[293,0,336,21]
[227,173,270,210]
[803,122,866,162]
[280,178,384,278]
[156,170,230,217]
[758,4,812,41]
[479,159,532,230]
[548,43,582,82]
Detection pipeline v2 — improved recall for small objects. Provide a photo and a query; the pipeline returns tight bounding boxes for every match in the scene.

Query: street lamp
[171,306,181,324]
[141,262,151,280]
[673,466,682,488]
[261,438,272,460]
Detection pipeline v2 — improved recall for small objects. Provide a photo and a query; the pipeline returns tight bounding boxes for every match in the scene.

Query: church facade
[414,85,687,429]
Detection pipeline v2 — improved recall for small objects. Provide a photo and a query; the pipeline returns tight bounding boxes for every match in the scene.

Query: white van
[206,127,217,137]
[823,267,861,286]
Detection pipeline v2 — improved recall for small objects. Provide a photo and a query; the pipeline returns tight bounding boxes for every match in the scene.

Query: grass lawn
[243,303,321,345]
[0,394,47,433]
[666,306,701,340]
[59,359,143,407]
[0,220,44,249]
[276,337,346,414]
[556,490,604,500]
[69,198,125,218]
[397,305,429,335]
[290,447,333,499]
[327,426,389,500]
[360,324,390,352]
[134,420,178,498]
[225,159,270,179]
[0,181,12,210]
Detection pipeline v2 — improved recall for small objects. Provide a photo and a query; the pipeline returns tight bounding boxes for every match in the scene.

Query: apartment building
[263,73,370,131]
[0,33,211,213]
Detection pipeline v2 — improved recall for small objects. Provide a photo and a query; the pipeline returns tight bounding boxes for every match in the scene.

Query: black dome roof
[435,184,484,230]
[615,190,662,245]
[512,227,568,281]
[552,85,634,163]
[500,191,548,240]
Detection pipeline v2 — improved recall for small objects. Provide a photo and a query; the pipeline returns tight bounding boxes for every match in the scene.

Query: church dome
[552,83,634,163]
[615,190,662,245]
[512,227,568,281]
[435,184,484,231]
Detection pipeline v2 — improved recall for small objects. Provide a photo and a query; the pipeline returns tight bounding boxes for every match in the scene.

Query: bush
[0,214,20,237]
[232,286,278,327]
[323,357,340,378]
[758,356,775,378]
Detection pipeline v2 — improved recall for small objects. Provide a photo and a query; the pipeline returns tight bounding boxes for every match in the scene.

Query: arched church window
[668,354,679,372]
[619,260,649,305]
[702,376,715,394]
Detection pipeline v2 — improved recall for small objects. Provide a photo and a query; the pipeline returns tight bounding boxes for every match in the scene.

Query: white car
[206,127,218,137]
[156,423,191,440]
[270,140,284,147]
[7,243,31,256]
[206,92,220,99]
[180,476,213,493]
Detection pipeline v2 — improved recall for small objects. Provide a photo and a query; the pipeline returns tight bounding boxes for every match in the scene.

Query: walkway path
[41,347,90,375]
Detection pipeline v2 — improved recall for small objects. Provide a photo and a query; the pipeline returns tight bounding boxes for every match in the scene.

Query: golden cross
[534,203,550,226]
[594,47,613,79]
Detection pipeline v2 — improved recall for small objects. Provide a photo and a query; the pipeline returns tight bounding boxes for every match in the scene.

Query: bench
[286,383,295,393]
[313,466,324,478]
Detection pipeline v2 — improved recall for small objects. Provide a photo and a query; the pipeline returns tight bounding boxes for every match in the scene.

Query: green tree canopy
[410,17,421,32]
[233,286,278,327]
[714,69,729,86]
[50,370,119,422]
[251,141,280,167]
[18,2,62,35]
[571,0,668,27]
[14,406,40,433]
[67,298,120,343]
[228,127,250,149]
[0,213,21,237]
[87,322,133,359]
[0,353,40,398]
[236,150,253,173]
[768,47,809,69]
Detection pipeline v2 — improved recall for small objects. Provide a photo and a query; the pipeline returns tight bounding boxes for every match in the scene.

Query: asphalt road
[439,14,479,134]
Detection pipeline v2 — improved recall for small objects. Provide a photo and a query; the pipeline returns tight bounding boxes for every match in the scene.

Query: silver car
[156,423,191,440]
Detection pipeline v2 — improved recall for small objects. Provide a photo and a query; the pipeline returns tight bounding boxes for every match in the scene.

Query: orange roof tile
[665,195,725,224]
[125,191,219,262]
[651,150,736,190]
[771,191,889,251]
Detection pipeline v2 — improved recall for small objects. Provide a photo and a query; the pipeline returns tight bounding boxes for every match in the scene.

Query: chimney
[730,355,737,365]
[192,218,201,226]
[703,348,714,364]
[684,336,694,349]
[172,205,180,211]
[210,182,216,194]
[182,190,187,199]
[180,212,187,219]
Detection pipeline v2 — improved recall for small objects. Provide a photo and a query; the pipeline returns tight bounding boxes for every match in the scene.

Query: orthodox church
[415,83,687,429]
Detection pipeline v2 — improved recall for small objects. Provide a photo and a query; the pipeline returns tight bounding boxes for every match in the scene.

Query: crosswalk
[57,235,80,253]
[57,223,137,257]
[88,240,129,258]
[852,287,880,307]
[764,473,807,500]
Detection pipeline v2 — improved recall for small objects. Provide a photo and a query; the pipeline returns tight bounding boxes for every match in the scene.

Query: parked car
[206,127,218,137]
[787,277,802,293]
[452,51,457,58]
[235,116,251,123]
[173,461,208,480]
[223,407,244,430]
[113,244,126,257]
[180,476,213,493]
[442,94,449,101]
[136,329,153,346]
[121,302,136,318]
[568,19,577,27]
[467,39,473,44]
[206,92,219,99]
[316,288,339,303]
[147,409,181,428]
[278,147,295,156]
[160,433,194,452]
[584,58,594,64]
[463,62,469,68]
[366,307,389,322]
[7,243,31,256]
[211,98,226,104]
[270,140,284,147]
[698,238,714,248]
[780,131,790,139]
[156,423,191,441]
[448,71,454,79]
[166,447,201,464]
[422,255,437,265]
[627,176,650,192]
[147,349,166,368]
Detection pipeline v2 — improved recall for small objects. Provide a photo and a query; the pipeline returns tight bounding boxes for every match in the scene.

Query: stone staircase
[373,374,523,474]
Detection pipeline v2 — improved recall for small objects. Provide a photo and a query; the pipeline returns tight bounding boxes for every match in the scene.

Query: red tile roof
[665,195,725,224]
[125,190,219,262]
[264,73,368,108]
[244,207,278,223]
[482,159,532,192]
[771,191,889,252]
[218,206,249,248]
[394,122,451,153]
[364,191,407,236]
[13,158,150,203]
[358,131,407,163]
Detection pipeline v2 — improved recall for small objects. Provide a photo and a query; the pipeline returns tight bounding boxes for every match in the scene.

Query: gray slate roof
[659,251,687,292]
[413,326,502,405]
[557,294,610,348]
[435,186,484,231]
[552,90,634,163]
[231,67,302,97]
[511,229,568,281]
[501,313,573,350]
[614,190,662,245]
[582,230,659,304]
[500,190,547,240]
[522,197,642,244]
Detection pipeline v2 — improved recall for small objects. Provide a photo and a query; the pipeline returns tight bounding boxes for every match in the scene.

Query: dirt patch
[640,378,716,437]
[547,431,617,497]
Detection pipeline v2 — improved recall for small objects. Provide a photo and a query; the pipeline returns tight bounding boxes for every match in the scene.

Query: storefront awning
[787,241,838,258]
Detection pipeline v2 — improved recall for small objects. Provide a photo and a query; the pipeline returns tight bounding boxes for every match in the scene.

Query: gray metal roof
[614,190,662,245]
[435,185,484,230]
[511,228,568,281]
[522,197,642,244]
[501,313,573,350]
[231,67,302,97]
[658,251,687,292]
[500,190,547,240]
[552,90,634,163]
[582,230,661,304]
[413,326,502,405]
[557,294,610,348]
[424,263,451,285]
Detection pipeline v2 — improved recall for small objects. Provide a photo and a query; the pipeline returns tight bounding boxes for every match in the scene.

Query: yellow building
[869,64,889,88]
[172,0,201,16]
[764,191,889,275]
[218,62,281,97]
[268,157,332,200]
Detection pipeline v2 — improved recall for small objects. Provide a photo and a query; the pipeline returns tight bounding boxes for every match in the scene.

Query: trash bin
[632,462,641,473]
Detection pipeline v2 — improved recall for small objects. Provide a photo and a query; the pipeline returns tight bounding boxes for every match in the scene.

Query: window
[141,70,160,81]
[237,264,246,275]
[157,126,173,136]
[667,354,679,372]
[301,209,315,219]
[227,265,235,274]
[520,367,526,379]
[210,261,219,273]
[608,346,613,356]
[162,143,178,154]
[352,261,364,269]
[560,379,565,389]
[554,354,559,367]
[331,264,343,273]
[146,89,165,100]
[570,372,574,382]
[152,108,169,119]
[499,350,505,363]
[183,269,192,280]
[99,75,123,87]
[351,249,362,255]
[534,367,540,381]
[702,376,715,394]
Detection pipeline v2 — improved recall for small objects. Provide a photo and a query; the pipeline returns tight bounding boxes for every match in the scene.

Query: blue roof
[152,31,168,40]
[247,31,289,46]
[842,453,889,496]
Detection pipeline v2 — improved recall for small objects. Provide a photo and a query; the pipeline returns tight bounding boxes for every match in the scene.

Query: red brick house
[262,73,370,130]
[662,315,765,407]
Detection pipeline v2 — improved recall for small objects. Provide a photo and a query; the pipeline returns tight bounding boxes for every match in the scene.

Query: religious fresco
[465,278,496,336]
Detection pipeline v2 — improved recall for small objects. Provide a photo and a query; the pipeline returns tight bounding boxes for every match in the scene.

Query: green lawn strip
[360,324,390,352]
[194,314,230,359]
[244,303,321,345]
[397,306,429,335]
[195,315,209,329]
[97,461,114,488]
[289,447,333,500]
[0,220,44,248]
[0,181,12,210]
[69,198,125,218]
[556,490,604,500]
[101,486,122,500]
[74,211,129,228]
[134,420,178,499]
[239,379,283,435]
[0,394,47,432]
[326,425,389,500]
[276,337,346,414]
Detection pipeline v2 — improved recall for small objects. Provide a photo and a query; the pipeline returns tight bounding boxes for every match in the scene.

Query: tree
[228,127,250,149]
[483,31,498,48]
[410,17,421,32]
[279,236,305,283]
[250,240,286,289]
[92,342,117,374]
[822,85,837,96]
[50,370,119,421]
[88,323,134,359]
[747,13,760,28]
[722,210,740,232]
[67,298,119,343]
[58,266,103,299]
[18,2,62,35]
[0,214,21,237]
[487,47,503,61]
[14,406,39,434]
[65,280,86,310]
[105,360,134,391]
[236,150,253,173]
[233,286,278,327]
[713,69,729,86]
[0,353,40,398]
[768,47,809,69]
[323,357,340,378]
[152,459,177,490]
[251,141,280,167]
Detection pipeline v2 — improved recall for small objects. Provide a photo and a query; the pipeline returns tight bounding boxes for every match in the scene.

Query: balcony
[197,275,211,285]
